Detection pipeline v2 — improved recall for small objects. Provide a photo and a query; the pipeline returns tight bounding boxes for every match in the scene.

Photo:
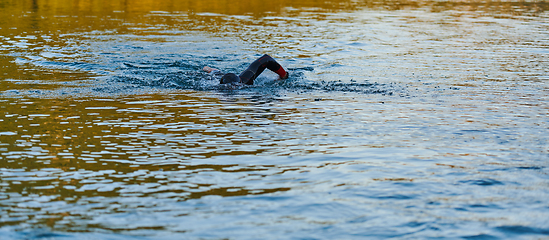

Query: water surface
[1,0,548,239]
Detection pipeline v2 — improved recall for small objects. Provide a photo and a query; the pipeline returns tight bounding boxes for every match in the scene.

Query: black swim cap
[220,73,240,84]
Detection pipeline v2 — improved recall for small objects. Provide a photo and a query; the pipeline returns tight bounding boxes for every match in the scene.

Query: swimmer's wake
[106,54,402,95]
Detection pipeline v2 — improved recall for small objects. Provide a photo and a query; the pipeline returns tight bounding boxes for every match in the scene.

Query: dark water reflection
[1,0,549,239]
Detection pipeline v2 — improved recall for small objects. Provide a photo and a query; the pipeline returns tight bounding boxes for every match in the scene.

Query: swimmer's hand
[203,66,219,73]
[279,71,289,80]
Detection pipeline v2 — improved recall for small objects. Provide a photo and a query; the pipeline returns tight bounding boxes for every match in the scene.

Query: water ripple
[1,0,548,239]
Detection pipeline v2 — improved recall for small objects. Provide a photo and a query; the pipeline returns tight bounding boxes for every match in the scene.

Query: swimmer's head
[220,73,240,84]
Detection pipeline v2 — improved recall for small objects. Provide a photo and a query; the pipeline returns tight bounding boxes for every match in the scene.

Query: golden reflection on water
[1,94,297,225]
[1,94,297,168]
[2,0,547,37]
[3,0,547,15]
[1,0,546,87]
[1,0,549,236]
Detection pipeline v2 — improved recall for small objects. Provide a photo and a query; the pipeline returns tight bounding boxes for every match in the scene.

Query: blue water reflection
[1,0,549,239]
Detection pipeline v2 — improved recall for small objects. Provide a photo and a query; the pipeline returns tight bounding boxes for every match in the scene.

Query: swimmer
[203,54,289,85]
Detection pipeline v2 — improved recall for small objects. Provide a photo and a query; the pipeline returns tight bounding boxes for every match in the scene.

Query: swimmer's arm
[279,71,289,80]
[277,68,289,80]
[203,66,219,73]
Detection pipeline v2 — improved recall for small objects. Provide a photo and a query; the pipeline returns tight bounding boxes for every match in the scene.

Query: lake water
[1,0,548,239]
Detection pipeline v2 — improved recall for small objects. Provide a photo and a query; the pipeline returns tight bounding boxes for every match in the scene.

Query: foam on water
[1,0,548,239]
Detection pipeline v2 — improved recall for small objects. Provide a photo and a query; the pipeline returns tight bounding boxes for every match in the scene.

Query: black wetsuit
[218,54,288,85]
[238,54,288,85]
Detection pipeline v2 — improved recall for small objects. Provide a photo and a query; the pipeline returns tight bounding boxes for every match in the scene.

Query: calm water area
[1,0,548,239]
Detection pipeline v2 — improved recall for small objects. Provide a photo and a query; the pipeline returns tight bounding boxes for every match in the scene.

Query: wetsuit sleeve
[238,54,287,85]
